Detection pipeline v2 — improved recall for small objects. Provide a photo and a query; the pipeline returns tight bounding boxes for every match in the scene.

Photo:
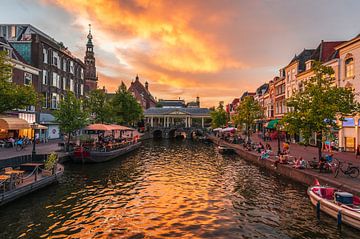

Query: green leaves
[0,50,38,113]
[84,89,112,123]
[282,61,359,144]
[54,91,88,135]
[111,81,143,125]
[234,96,263,130]
[210,102,228,128]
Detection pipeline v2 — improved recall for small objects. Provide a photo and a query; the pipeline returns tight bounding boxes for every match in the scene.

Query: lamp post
[277,123,281,156]
[30,122,38,159]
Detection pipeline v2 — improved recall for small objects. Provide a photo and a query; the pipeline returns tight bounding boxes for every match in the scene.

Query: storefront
[339,117,357,152]
[39,113,60,140]
[0,117,30,139]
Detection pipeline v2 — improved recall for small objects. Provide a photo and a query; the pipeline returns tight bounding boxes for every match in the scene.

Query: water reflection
[0,140,358,238]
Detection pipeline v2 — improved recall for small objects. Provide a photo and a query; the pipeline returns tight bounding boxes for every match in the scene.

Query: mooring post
[337,210,342,227]
[316,201,320,219]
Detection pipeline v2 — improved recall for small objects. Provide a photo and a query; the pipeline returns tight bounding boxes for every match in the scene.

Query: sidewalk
[0,140,61,160]
[249,134,359,166]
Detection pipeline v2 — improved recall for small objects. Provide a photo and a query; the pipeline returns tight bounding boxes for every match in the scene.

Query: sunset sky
[2,0,360,107]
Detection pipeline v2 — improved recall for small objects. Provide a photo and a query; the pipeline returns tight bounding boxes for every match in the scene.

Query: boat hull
[71,142,141,163]
[308,186,360,230]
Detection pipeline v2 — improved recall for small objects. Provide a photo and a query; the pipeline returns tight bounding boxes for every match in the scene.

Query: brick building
[128,75,157,110]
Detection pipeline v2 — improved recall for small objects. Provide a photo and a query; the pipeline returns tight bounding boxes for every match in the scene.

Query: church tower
[84,24,98,93]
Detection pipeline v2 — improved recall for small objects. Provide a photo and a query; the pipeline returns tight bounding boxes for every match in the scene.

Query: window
[24,72,32,85]
[10,26,16,38]
[48,49,52,64]
[287,71,290,83]
[80,84,84,95]
[70,61,74,74]
[42,70,48,85]
[81,68,84,79]
[63,77,66,90]
[51,93,59,109]
[62,59,67,71]
[52,72,60,88]
[43,48,48,64]
[70,79,74,92]
[345,58,354,78]
[43,92,48,108]
[291,69,296,80]
[53,52,60,68]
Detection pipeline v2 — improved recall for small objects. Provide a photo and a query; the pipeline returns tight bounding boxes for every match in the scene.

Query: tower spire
[87,24,93,46]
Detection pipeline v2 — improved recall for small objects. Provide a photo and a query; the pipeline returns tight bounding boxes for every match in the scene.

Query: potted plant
[42,153,58,177]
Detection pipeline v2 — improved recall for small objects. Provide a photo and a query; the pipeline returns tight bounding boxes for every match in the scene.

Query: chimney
[145,81,148,90]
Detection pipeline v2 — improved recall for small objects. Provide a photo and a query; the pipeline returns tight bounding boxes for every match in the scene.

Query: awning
[36,124,48,130]
[266,119,279,129]
[213,128,222,131]
[84,124,135,131]
[0,117,30,130]
[221,127,236,132]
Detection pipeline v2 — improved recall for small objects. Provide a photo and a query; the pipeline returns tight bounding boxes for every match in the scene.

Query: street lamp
[276,122,282,155]
[30,122,39,159]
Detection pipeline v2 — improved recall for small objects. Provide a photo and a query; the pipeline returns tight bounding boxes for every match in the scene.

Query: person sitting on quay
[293,157,306,169]
[256,142,264,153]
[319,156,327,173]
[265,143,272,151]
[274,153,288,168]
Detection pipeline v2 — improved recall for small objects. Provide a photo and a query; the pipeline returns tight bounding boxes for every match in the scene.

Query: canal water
[0,140,358,238]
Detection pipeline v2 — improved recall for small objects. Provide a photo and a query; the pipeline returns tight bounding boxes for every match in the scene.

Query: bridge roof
[144,107,210,116]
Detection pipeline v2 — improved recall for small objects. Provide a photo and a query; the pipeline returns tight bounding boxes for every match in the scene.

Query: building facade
[128,75,157,110]
[0,37,40,139]
[0,24,86,139]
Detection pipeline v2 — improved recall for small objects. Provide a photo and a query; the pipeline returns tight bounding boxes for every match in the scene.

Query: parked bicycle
[15,139,27,151]
[333,159,360,178]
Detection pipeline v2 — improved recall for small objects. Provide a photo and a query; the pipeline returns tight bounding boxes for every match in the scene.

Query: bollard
[316,201,320,219]
[337,210,342,227]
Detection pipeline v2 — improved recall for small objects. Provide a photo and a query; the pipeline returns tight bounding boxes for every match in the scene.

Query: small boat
[217,145,235,154]
[70,124,141,163]
[308,184,360,229]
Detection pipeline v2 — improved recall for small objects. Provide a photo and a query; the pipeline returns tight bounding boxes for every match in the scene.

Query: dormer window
[305,60,313,71]
[345,57,354,78]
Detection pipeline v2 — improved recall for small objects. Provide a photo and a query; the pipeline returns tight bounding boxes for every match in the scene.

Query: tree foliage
[210,101,228,128]
[84,89,112,123]
[282,61,359,158]
[0,50,38,113]
[111,82,143,125]
[234,96,263,139]
[54,91,88,148]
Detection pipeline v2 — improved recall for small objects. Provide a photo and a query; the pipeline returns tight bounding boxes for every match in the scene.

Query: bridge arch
[153,129,163,139]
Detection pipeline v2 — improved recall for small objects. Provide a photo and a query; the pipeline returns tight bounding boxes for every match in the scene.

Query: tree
[282,61,358,159]
[111,82,143,125]
[54,91,88,151]
[0,50,38,113]
[210,101,228,128]
[84,89,112,123]
[233,96,263,141]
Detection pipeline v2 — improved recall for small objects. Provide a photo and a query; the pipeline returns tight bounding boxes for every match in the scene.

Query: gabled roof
[144,107,210,116]
[288,49,315,72]
[310,41,345,63]
[255,83,269,96]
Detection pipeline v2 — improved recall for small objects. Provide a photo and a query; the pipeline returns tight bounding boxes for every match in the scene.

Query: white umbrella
[221,127,236,132]
[213,128,222,131]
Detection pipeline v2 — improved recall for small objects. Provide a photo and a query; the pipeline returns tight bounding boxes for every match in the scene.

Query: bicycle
[15,140,27,151]
[333,159,360,178]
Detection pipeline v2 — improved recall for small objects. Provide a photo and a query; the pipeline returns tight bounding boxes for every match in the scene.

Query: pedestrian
[356,146,360,159]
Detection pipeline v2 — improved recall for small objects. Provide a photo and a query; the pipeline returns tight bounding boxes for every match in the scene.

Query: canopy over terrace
[84,124,134,131]
[0,117,30,130]
[144,107,211,128]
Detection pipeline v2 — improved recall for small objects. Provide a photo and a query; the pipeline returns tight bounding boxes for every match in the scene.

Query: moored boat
[308,184,360,229]
[70,124,141,163]
[217,145,235,154]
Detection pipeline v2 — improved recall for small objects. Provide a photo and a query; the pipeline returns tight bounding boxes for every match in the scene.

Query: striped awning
[0,117,30,130]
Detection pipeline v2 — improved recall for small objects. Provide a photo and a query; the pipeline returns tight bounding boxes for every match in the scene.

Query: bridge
[144,107,211,139]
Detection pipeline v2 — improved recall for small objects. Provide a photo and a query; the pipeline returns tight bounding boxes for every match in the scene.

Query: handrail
[19,166,38,181]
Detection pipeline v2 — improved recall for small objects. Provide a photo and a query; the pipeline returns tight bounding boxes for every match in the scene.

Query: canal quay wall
[208,135,360,196]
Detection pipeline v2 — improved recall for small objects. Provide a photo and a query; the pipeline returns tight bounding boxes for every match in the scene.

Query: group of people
[0,136,31,148]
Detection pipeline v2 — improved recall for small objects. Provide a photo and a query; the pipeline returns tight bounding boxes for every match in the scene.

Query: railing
[0,154,48,169]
